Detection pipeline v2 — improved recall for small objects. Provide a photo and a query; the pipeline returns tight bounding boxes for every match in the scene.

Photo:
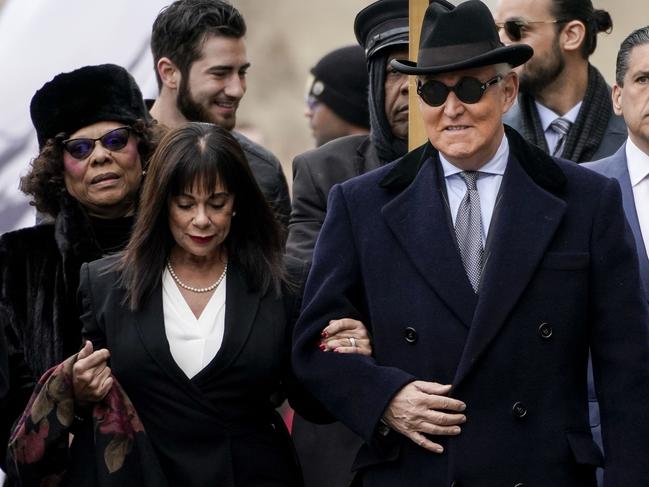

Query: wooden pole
[409,0,428,150]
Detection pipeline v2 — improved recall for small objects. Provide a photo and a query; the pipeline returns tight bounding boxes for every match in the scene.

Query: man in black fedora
[293,1,649,485]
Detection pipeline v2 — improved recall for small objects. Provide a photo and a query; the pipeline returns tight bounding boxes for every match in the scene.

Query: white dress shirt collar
[535,101,582,131]
[626,137,649,187]
[439,133,509,178]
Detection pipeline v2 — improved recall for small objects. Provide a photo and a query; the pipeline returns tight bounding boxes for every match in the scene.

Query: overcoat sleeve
[286,153,327,263]
[0,235,40,468]
[587,178,649,484]
[291,184,415,444]
[278,256,332,423]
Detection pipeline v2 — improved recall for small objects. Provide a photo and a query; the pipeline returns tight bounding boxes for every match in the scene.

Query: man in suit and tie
[585,25,649,297]
[582,27,649,484]
[292,2,649,486]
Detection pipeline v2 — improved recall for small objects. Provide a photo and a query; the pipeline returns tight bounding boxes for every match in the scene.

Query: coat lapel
[606,147,649,300]
[192,263,261,381]
[381,148,478,328]
[132,283,208,402]
[132,264,261,409]
[453,149,566,386]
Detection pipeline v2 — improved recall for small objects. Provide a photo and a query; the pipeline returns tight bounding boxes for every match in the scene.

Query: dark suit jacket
[292,127,649,486]
[79,256,318,487]
[504,101,627,162]
[287,135,381,262]
[583,144,649,485]
[584,144,649,297]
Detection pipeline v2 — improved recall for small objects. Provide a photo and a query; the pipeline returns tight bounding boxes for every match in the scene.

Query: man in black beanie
[305,45,370,147]
[287,0,409,263]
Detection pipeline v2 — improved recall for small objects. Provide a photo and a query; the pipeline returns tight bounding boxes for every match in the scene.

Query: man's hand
[72,340,113,405]
[383,380,466,453]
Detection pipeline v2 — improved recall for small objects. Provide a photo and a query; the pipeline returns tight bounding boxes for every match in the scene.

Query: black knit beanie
[30,63,150,148]
[309,45,370,129]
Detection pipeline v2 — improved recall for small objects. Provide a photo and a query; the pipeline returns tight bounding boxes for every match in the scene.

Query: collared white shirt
[536,101,582,156]
[626,137,649,261]
[162,268,226,379]
[440,134,509,245]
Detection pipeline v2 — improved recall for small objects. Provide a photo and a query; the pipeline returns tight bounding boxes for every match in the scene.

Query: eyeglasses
[495,19,566,42]
[417,75,503,107]
[305,95,319,111]
[62,126,132,160]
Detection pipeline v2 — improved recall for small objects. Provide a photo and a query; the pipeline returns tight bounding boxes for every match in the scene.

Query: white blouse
[162,267,226,379]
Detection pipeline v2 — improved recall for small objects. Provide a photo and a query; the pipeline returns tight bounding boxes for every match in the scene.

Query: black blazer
[78,255,319,487]
[287,135,382,263]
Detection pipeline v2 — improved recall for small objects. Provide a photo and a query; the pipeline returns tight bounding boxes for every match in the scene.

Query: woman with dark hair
[0,63,160,465]
[16,122,367,486]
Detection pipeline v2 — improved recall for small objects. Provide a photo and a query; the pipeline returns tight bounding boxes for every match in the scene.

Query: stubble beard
[519,38,565,99]
[176,75,236,130]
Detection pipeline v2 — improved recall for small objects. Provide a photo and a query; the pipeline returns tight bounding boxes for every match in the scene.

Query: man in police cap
[287,0,411,262]
[288,3,411,486]
[293,1,649,485]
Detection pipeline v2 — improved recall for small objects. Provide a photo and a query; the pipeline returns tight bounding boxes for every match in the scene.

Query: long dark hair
[118,122,285,310]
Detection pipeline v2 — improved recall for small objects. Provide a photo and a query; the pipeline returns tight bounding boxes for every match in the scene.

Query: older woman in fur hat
[0,64,161,465]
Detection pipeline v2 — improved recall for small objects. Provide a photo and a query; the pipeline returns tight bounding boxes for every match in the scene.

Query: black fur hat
[30,63,150,148]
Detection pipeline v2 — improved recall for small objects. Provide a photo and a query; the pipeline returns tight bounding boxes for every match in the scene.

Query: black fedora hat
[391,0,533,75]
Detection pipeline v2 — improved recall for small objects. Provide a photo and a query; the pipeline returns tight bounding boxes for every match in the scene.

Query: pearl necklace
[166,261,228,293]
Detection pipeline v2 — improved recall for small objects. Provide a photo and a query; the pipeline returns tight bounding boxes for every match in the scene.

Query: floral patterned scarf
[6,354,167,486]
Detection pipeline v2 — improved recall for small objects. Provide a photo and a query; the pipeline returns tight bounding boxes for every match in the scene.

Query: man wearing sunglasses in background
[148,0,291,233]
[292,1,649,485]
[494,0,626,163]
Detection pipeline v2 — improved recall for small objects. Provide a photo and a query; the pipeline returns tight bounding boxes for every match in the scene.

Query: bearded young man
[149,0,290,231]
[292,1,649,485]
[494,0,626,162]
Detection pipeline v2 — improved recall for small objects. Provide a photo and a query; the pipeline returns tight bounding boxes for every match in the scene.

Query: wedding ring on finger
[349,337,357,348]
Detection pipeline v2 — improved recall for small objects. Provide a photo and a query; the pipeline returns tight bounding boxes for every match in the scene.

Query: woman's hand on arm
[319,318,372,356]
[72,340,113,405]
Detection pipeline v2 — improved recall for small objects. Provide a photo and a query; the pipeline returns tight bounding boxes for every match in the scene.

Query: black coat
[232,131,291,233]
[287,135,381,263]
[78,255,323,486]
[0,197,122,465]
[293,128,649,486]
[286,135,383,487]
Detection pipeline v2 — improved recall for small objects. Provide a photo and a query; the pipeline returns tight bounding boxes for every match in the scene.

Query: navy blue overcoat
[292,127,649,486]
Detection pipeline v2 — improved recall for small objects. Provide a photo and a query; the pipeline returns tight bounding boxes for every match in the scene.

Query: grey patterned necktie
[455,171,484,293]
[550,117,572,157]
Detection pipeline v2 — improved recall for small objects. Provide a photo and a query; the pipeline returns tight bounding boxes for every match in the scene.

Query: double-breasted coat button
[512,402,528,419]
[538,322,553,339]
[403,327,418,343]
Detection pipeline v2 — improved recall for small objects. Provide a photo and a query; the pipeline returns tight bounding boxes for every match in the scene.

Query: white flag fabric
[0,0,169,234]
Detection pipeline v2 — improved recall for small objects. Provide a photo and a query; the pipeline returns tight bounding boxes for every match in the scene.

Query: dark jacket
[286,134,382,487]
[0,197,123,466]
[76,255,323,486]
[287,135,381,262]
[232,131,291,233]
[504,101,627,163]
[292,127,649,486]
